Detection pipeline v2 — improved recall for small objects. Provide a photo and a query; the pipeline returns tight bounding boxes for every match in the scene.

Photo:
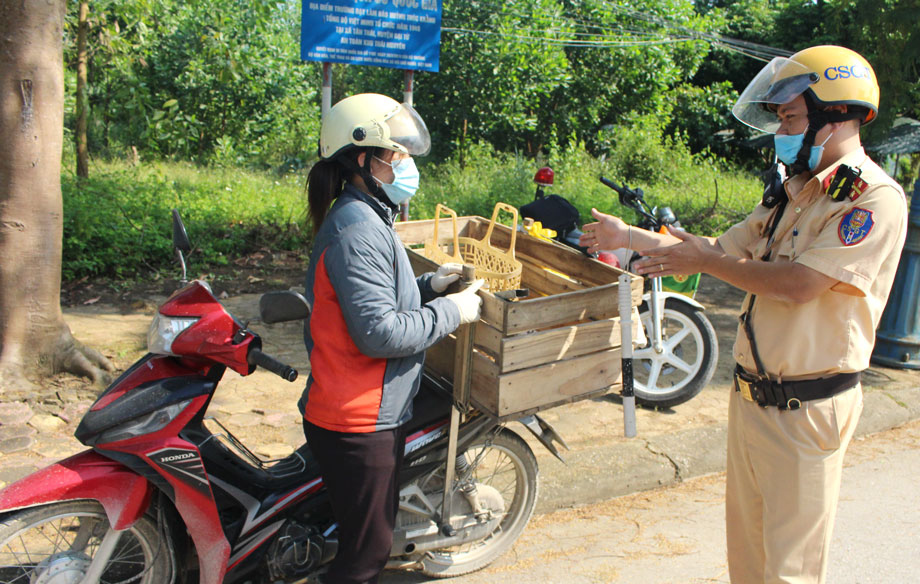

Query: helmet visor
[732,57,819,133]
[386,104,431,156]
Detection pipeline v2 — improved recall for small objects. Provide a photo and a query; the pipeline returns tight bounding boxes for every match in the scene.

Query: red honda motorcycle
[0,211,565,583]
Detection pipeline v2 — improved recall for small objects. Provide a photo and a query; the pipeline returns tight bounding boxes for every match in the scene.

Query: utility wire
[439,0,791,61]
[441,26,696,48]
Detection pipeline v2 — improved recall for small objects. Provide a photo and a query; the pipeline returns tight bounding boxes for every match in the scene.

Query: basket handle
[432,204,460,258]
[482,202,518,259]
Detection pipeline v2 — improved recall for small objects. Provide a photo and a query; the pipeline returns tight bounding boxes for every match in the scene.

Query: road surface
[384,418,920,583]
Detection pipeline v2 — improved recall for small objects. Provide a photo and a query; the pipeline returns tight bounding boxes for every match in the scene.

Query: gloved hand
[431,263,463,293]
[446,279,484,325]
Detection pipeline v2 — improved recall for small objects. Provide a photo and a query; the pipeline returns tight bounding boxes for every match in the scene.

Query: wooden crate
[395,215,644,420]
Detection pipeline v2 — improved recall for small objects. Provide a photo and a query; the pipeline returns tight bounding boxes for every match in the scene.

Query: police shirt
[718,148,907,380]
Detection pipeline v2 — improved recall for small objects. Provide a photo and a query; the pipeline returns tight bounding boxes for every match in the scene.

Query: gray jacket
[300,185,460,432]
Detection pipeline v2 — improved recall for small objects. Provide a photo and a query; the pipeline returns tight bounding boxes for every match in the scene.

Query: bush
[62,161,308,280]
[413,136,760,238]
[60,128,763,282]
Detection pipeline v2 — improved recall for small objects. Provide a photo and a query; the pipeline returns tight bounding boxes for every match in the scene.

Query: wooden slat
[402,228,644,336]
[517,254,586,297]
[499,318,622,373]
[502,282,640,335]
[474,322,502,358]
[473,347,623,418]
[424,333,500,400]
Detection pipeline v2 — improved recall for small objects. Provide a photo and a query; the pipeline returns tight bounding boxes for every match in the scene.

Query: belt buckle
[736,375,755,402]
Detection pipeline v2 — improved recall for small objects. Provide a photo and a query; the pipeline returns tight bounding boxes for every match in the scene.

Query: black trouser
[303,420,405,584]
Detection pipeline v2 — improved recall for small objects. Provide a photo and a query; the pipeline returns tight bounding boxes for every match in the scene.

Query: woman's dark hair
[306,147,386,234]
[307,158,346,234]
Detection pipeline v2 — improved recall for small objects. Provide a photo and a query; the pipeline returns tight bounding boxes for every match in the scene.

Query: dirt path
[1,273,916,490]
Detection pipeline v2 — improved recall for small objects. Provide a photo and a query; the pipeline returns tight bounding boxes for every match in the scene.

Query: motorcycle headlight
[94,399,193,445]
[147,313,199,355]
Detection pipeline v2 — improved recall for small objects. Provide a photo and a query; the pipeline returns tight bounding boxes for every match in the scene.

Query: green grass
[415,142,761,236]
[62,144,762,282]
[62,160,308,280]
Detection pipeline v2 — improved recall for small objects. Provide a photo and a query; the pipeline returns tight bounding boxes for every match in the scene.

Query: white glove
[430,263,463,293]
[446,279,484,325]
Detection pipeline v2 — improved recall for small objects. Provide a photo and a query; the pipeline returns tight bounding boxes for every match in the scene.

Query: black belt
[733,365,861,410]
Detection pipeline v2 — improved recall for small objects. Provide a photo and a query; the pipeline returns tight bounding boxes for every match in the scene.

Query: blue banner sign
[301,0,441,72]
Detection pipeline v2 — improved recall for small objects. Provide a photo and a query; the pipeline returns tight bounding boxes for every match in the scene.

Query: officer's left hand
[431,263,463,293]
[633,226,712,277]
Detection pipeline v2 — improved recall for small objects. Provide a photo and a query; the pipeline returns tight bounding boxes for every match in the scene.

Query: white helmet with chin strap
[318,93,430,204]
[319,93,430,160]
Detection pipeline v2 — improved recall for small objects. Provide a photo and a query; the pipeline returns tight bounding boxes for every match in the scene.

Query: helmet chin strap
[789,94,864,176]
[790,109,829,176]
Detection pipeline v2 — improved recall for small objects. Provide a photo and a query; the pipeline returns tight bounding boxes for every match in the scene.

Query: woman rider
[300,93,483,584]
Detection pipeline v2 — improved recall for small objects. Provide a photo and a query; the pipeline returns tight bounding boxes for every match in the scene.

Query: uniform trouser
[725,383,863,584]
[303,420,405,584]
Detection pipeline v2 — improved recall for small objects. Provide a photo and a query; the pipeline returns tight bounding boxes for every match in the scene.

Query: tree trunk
[0,0,113,394]
[75,0,89,179]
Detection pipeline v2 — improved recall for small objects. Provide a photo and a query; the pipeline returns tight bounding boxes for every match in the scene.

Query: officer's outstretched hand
[446,279,484,325]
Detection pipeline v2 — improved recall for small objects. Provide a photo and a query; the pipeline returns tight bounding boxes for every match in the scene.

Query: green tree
[64,0,320,168]
[1,0,113,390]
[825,0,920,138]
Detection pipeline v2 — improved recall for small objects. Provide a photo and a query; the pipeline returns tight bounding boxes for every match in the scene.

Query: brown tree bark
[0,0,113,393]
[75,0,89,179]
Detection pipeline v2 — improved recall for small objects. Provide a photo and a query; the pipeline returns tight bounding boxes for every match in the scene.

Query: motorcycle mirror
[171,210,192,253]
[259,291,311,324]
[657,206,677,226]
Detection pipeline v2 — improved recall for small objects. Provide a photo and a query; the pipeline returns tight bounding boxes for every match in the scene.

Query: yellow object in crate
[422,203,523,292]
[522,217,557,242]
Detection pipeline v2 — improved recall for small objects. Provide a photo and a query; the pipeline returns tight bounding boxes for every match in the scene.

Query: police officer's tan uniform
[717,148,907,583]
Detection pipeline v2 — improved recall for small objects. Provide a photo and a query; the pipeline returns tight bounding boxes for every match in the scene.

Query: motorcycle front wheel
[633,298,718,408]
[420,429,538,578]
[0,500,173,584]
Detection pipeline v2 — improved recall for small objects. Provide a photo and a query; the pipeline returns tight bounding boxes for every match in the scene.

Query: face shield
[732,57,819,133]
[384,103,431,157]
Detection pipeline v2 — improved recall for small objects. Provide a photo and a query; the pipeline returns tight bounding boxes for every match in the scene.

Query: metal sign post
[321,62,332,120]
[399,69,415,222]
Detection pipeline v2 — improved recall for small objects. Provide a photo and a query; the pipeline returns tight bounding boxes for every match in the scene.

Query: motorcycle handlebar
[599,175,659,226]
[599,176,626,194]
[599,175,644,206]
[248,348,298,382]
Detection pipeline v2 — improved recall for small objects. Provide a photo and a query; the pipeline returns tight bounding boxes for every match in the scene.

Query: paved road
[383,418,920,584]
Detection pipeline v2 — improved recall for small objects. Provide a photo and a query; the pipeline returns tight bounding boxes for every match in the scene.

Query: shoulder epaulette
[823,164,866,202]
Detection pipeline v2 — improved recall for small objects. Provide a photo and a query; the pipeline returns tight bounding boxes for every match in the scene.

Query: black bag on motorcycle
[520,194,581,234]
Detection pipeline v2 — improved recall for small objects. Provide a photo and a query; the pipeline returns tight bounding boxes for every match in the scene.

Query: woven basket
[422,203,523,292]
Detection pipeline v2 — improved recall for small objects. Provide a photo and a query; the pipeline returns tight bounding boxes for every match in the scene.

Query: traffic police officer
[579,45,908,583]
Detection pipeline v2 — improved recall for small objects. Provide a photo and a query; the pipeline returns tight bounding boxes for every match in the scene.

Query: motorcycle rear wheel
[633,298,718,408]
[0,500,173,584]
[420,429,538,578]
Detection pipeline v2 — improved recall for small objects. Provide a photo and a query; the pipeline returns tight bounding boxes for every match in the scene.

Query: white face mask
[372,155,420,205]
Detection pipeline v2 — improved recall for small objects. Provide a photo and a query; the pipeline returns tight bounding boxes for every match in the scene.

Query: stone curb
[534,385,920,515]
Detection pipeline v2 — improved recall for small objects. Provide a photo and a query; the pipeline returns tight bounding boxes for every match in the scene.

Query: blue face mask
[373,155,420,205]
[774,132,832,171]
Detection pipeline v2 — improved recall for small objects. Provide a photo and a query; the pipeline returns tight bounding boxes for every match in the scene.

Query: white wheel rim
[633,308,706,396]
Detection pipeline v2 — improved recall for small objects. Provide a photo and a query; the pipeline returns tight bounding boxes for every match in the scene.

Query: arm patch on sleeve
[838,207,874,246]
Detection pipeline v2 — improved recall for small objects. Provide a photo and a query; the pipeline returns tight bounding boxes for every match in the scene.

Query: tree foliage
[61,0,920,169]
[65,0,320,168]
[338,0,720,158]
